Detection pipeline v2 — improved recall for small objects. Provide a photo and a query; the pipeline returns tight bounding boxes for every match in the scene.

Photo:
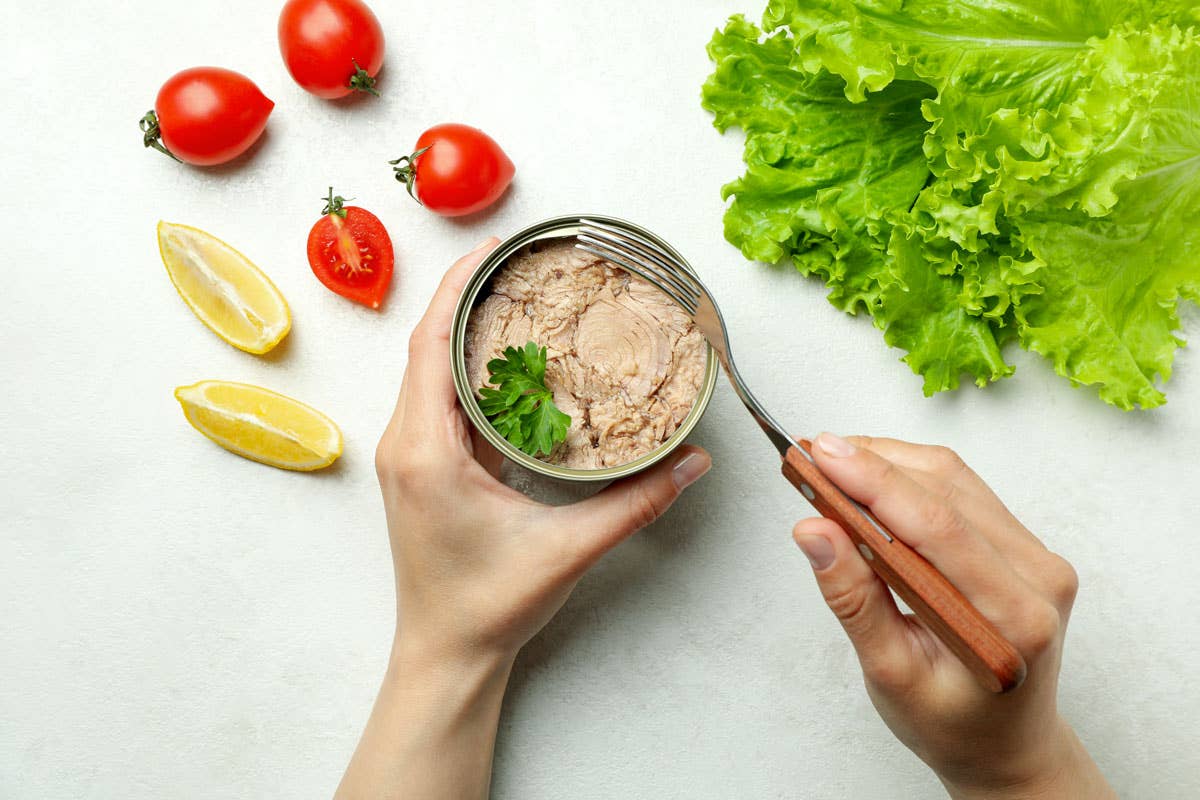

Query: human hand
[339,240,711,800]
[376,238,712,666]
[793,434,1113,800]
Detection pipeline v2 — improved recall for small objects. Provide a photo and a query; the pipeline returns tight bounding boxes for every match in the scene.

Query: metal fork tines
[575,219,795,458]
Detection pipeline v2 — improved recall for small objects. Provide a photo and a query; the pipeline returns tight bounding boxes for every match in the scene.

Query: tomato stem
[139,111,181,162]
[348,60,380,97]
[321,187,353,219]
[388,146,431,204]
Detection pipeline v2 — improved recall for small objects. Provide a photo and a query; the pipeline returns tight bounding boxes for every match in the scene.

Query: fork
[576,219,1026,693]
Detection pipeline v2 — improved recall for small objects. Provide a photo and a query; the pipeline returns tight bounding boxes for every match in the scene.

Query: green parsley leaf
[478,342,571,457]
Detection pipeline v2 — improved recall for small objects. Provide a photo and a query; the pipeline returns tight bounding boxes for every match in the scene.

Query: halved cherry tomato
[389,124,515,217]
[278,0,385,99]
[140,67,273,166]
[307,189,394,309]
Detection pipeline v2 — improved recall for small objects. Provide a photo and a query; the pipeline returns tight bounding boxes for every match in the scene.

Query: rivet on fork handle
[783,439,1028,694]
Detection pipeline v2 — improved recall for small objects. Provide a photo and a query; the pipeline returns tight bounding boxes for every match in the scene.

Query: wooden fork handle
[782,440,1027,693]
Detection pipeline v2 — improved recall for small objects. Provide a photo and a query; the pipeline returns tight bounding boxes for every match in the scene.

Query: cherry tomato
[278,0,385,99]
[389,124,516,217]
[307,189,395,309]
[140,67,273,166]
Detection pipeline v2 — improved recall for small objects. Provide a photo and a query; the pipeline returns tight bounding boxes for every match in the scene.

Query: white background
[3,1,1199,797]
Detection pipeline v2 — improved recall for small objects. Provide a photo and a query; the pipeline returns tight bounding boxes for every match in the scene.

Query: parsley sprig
[478,342,571,457]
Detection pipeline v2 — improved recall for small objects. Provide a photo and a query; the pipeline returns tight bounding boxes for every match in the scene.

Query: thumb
[553,446,711,577]
[793,517,917,692]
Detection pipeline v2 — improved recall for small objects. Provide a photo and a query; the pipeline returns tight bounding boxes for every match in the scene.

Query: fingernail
[816,432,856,458]
[672,452,711,490]
[471,237,496,252]
[796,534,836,570]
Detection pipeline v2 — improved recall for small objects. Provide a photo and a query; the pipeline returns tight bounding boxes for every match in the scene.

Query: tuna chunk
[464,238,706,469]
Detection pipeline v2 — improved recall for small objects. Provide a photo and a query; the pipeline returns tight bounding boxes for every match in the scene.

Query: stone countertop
[3,2,1197,797]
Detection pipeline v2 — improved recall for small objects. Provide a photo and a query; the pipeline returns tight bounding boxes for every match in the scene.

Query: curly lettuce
[1015,38,1200,408]
[703,2,1200,408]
[704,17,934,313]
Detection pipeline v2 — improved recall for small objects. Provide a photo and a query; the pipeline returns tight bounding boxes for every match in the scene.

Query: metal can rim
[450,214,718,483]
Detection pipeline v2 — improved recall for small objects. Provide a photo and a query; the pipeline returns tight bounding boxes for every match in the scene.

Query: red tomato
[141,67,273,166]
[278,0,385,99]
[389,124,515,217]
[307,189,395,309]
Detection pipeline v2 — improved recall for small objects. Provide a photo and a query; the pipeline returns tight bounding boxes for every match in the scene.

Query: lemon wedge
[175,381,343,472]
[157,222,291,354]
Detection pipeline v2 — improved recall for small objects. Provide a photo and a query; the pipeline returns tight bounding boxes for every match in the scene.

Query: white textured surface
[3,2,1199,798]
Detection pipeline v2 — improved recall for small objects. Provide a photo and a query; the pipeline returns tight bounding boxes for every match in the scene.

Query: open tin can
[450,214,719,483]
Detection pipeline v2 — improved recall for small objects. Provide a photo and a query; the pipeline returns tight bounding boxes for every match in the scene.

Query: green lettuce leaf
[765,0,1162,100]
[765,0,1139,97]
[1014,40,1200,409]
[765,1,1187,223]
[1150,1,1200,23]
[702,16,933,313]
[704,3,1200,408]
[879,220,1015,394]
